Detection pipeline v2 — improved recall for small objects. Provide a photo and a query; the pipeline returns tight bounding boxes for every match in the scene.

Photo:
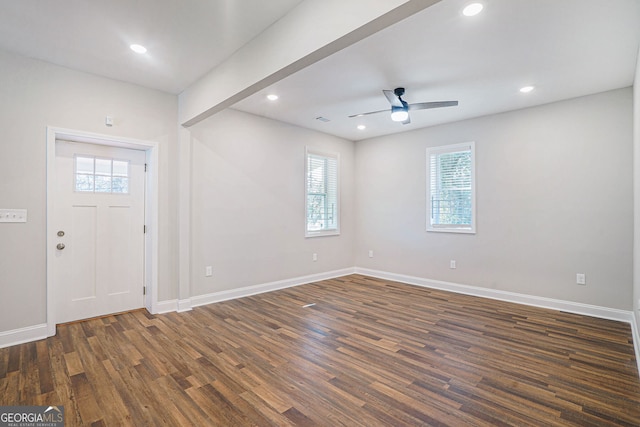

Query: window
[75,155,130,194]
[427,142,476,233]
[305,148,339,237]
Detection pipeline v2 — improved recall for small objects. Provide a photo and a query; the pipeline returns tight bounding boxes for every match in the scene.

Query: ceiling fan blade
[402,115,411,125]
[348,109,389,118]
[383,90,403,107]
[408,101,458,111]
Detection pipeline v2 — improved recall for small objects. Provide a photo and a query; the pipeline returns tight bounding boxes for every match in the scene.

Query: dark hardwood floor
[1,274,639,426]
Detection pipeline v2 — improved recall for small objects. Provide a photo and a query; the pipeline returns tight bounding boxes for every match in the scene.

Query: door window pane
[76,174,94,192]
[75,156,131,194]
[95,158,112,176]
[113,160,128,177]
[112,177,129,193]
[95,176,112,193]
[76,156,94,174]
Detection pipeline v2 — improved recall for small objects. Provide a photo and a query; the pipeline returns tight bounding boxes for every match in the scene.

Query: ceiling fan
[349,87,458,125]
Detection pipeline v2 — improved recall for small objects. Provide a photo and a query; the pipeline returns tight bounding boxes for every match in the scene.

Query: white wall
[0,49,179,332]
[356,88,633,310]
[187,109,355,296]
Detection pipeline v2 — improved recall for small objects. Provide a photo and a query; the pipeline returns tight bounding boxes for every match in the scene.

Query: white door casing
[53,141,145,323]
[46,127,159,335]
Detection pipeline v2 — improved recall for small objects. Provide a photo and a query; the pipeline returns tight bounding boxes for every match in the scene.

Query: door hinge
[144,163,148,172]
[143,225,146,234]
[143,286,146,295]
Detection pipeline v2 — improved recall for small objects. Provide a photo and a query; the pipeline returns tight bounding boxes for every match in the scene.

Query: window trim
[305,147,340,238]
[426,141,476,234]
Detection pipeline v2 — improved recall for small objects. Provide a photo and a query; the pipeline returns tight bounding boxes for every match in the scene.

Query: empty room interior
[2,0,640,425]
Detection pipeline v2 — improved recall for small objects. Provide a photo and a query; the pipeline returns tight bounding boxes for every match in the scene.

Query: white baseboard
[158,266,636,325]
[152,299,178,314]
[153,298,194,313]
[355,267,634,323]
[177,299,193,313]
[0,323,48,349]
[190,267,356,308]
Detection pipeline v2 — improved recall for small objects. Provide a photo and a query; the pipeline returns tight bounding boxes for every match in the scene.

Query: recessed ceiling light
[463,3,483,17]
[266,94,279,101]
[520,85,535,93]
[130,44,147,54]
[357,125,366,130]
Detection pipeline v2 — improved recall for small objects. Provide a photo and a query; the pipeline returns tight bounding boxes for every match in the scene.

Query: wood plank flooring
[1,274,639,426]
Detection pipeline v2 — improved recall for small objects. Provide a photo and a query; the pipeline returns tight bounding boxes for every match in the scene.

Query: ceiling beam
[178,0,442,127]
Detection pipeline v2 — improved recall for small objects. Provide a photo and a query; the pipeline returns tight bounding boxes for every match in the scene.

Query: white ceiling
[0,0,303,94]
[0,0,638,141]
[233,0,640,140]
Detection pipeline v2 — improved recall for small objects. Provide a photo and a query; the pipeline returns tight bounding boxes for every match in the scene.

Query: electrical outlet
[368,250,374,258]
[576,273,586,285]
[313,253,318,262]
[450,260,456,269]
[205,266,213,277]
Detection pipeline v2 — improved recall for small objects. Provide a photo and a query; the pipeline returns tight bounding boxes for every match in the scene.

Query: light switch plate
[0,209,27,223]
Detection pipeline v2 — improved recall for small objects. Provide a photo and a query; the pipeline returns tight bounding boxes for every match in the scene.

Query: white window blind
[427,142,475,233]
[306,148,339,237]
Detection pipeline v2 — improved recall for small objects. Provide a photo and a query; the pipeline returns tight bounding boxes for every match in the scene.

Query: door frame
[46,127,159,337]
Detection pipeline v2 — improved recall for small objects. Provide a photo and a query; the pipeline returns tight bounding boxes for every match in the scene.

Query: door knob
[56,243,65,250]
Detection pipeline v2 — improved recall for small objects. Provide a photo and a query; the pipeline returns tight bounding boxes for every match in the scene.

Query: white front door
[53,140,146,323]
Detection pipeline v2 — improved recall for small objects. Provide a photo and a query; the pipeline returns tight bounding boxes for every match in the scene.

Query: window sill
[305,230,340,238]
[427,227,475,234]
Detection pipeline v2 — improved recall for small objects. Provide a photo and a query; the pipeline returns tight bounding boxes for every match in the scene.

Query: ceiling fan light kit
[391,106,409,122]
